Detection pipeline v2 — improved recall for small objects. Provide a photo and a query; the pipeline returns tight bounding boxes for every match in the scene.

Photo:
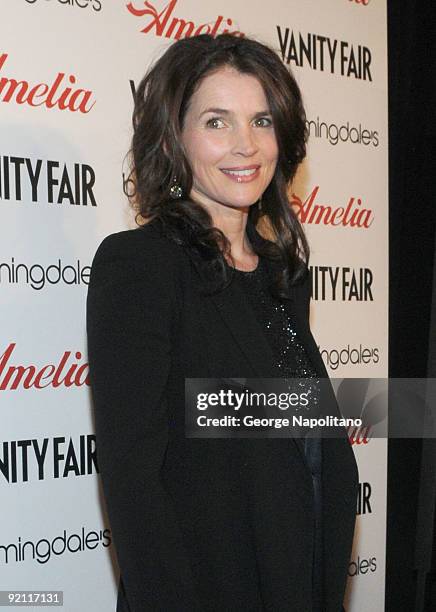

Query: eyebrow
[199,107,272,119]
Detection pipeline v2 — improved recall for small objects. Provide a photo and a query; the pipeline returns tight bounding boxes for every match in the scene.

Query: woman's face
[181,66,279,212]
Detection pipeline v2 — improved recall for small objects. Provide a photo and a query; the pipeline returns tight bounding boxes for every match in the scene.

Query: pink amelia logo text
[349,0,371,5]
[126,0,244,39]
[0,343,89,390]
[0,54,95,113]
[291,186,374,229]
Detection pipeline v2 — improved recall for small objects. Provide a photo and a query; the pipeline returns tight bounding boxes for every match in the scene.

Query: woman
[87,34,358,612]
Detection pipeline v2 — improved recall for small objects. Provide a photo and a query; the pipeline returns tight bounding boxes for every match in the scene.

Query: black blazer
[86,217,358,612]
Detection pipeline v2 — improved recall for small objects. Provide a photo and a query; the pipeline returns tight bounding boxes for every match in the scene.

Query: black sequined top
[230,255,324,612]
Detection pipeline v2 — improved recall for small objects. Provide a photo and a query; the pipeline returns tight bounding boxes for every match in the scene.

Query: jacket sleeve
[86,231,201,611]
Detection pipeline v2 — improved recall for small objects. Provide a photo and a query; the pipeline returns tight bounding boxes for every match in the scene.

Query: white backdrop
[0,1,387,610]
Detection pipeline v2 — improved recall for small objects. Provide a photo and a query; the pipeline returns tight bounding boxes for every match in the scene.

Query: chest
[172,265,323,382]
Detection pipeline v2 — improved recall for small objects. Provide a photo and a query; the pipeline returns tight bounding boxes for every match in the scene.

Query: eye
[206,117,225,129]
[254,117,273,127]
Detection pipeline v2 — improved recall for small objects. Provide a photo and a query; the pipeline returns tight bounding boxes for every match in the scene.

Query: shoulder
[92,219,180,266]
[286,261,311,324]
[288,259,311,296]
[89,220,185,287]
[294,263,311,295]
[87,221,186,328]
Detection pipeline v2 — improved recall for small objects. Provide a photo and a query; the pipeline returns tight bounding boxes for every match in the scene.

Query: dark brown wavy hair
[126,33,310,297]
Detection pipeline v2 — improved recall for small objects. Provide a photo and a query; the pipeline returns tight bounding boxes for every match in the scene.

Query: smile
[220,167,260,183]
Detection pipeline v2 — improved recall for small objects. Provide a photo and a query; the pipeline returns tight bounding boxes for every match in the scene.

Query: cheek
[264,134,279,163]
[185,131,227,171]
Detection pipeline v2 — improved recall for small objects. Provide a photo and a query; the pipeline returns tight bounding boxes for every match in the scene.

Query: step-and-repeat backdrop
[1,1,387,610]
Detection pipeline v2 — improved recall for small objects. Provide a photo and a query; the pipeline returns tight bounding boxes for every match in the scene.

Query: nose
[231,124,258,157]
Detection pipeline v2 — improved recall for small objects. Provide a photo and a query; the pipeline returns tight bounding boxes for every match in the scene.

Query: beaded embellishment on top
[230,257,319,380]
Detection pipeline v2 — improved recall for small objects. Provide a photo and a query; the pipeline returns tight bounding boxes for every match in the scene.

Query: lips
[220,165,261,182]
[220,164,260,172]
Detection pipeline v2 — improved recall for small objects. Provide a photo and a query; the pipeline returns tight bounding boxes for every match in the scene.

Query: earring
[169,176,183,199]
[258,197,263,212]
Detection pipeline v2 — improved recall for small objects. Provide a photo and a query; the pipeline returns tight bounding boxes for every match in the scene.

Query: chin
[223,192,262,208]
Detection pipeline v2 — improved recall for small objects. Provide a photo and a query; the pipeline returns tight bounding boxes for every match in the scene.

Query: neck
[191,192,256,260]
